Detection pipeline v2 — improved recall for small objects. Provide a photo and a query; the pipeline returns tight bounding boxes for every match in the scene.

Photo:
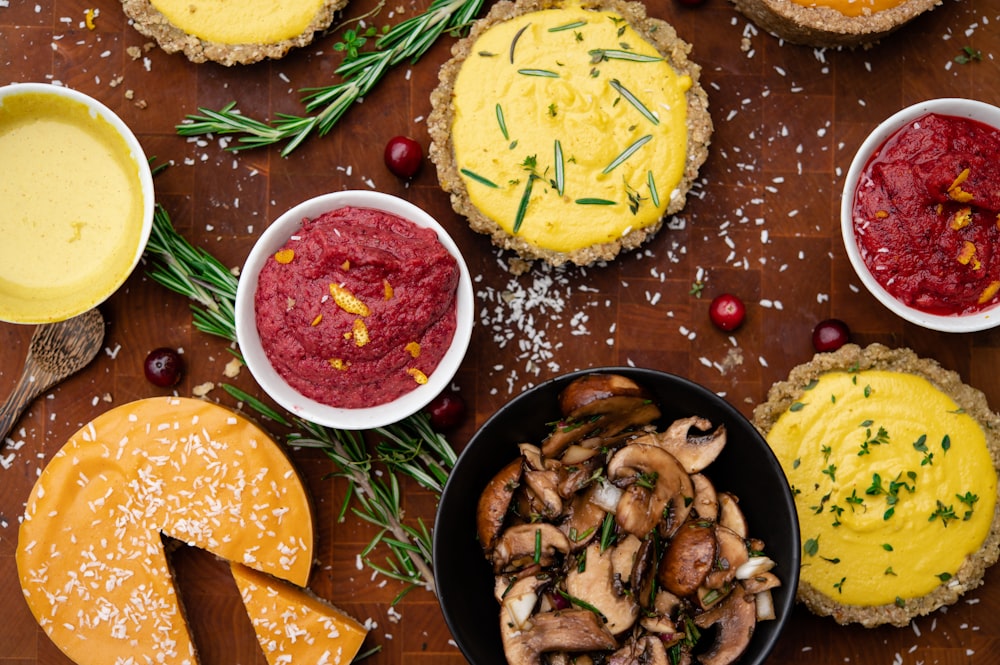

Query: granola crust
[729,0,943,49]
[427,0,712,268]
[754,343,1000,627]
[120,0,347,66]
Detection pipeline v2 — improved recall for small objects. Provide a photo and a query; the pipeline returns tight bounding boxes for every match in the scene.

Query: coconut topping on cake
[17,397,316,664]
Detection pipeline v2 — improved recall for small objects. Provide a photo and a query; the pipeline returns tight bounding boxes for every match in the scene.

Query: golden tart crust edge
[753,343,1000,627]
[427,0,713,268]
[119,0,347,66]
[729,0,943,49]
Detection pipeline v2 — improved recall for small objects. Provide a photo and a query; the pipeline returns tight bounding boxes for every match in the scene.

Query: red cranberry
[144,347,184,387]
[425,390,466,431]
[708,293,746,331]
[812,319,851,353]
[384,135,423,179]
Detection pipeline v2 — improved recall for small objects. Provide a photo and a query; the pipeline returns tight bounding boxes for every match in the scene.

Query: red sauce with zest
[852,112,1000,315]
[255,206,459,409]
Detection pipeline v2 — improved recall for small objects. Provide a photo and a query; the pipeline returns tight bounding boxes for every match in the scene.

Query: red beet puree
[852,112,1000,315]
[255,206,459,409]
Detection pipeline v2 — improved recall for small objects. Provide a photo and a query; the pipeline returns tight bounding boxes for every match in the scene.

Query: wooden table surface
[3,0,1000,663]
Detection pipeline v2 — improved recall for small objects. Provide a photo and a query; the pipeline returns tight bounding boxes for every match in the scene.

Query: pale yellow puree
[451,2,692,253]
[0,91,145,322]
[790,0,907,18]
[149,0,329,44]
[767,370,996,606]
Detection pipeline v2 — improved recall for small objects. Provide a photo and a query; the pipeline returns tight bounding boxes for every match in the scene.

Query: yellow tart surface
[231,563,368,665]
[789,0,908,17]
[147,0,330,44]
[767,370,997,607]
[450,1,693,254]
[17,397,315,665]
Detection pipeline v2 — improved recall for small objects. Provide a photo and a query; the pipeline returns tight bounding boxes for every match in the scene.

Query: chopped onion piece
[735,555,775,579]
[590,478,623,513]
[755,589,776,621]
[503,591,538,630]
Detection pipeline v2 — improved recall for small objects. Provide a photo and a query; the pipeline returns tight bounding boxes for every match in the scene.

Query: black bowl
[433,367,800,665]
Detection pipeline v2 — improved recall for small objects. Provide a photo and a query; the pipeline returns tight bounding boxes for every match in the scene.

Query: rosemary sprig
[176,0,484,156]
[146,205,239,342]
[146,206,458,598]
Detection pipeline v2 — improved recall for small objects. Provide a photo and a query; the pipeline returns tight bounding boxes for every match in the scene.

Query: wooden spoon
[0,308,105,443]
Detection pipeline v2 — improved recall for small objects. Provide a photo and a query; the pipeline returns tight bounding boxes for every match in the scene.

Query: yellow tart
[16,397,317,664]
[120,0,347,65]
[728,0,943,49]
[230,563,368,665]
[754,344,1000,626]
[428,0,711,268]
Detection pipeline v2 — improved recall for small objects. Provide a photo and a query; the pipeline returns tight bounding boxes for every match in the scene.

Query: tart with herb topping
[728,0,943,49]
[754,344,1000,627]
[120,0,346,65]
[428,0,711,268]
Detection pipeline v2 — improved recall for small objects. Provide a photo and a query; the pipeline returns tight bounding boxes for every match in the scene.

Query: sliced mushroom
[718,492,748,538]
[497,568,548,630]
[558,373,651,418]
[648,417,727,473]
[493,523,571,573]
[704,525,750,591]
[610,533,642,580]
[629,537,657,609]
[523,468,563,519]
[500,609,617,665]
[741,571,781,595]
[477,458,524,551]
[558,486,607,552]
[541,418,606,458]
[565,542,640,635]
[608,444,693,537]
[690,473,719,521]
[608,634,669,665]
[693,588,757,665]
[658,521,716,597]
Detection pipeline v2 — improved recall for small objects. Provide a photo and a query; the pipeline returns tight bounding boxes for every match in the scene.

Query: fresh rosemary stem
[146,207,457,598]
[177,0,485,156]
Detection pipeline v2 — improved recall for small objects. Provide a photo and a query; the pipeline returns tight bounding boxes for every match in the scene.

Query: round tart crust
[729,0,943,49]
[120,0,347,65]
[427,0,712,268]
[753,343,1000,627]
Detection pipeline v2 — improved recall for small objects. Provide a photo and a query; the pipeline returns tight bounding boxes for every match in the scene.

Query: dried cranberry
[144,347,184,387]
[384,136,423,179]
[812,319,851,353]
[426,390,466,431]
[709,293,746,331]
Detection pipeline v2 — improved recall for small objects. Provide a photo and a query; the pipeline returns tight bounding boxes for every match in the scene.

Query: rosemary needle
[177,0,484,156]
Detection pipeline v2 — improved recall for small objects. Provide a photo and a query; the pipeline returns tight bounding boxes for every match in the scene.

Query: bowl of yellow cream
[0,83,154,324]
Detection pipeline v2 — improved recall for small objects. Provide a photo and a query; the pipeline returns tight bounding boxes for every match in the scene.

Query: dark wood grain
[2,0,1000,663]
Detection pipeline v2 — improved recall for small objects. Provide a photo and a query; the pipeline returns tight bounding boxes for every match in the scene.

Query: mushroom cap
[608,443,693,537]
[693,587,757,665]
[477,457,524,551]
[500,609,618,665]
[493,523,572,572]
[565,542,640,635]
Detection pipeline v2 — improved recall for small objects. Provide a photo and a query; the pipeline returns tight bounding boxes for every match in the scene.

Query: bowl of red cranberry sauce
[842,98,1000,333]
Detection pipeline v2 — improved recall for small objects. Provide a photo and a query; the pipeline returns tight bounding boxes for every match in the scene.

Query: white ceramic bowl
[841,98,1000,333]
[0,82,154,324]
[235,191,475,430]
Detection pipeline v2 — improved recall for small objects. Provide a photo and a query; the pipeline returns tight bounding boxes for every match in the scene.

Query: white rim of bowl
[0,82,155,324]
[235,190,475,431]
[841,98,1000,333]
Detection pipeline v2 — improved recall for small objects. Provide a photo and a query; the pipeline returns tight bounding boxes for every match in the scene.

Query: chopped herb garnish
[460,168,499,188]
[548,20,587,31]
[913,434,933,466]
[518,68,560,78]
[941,434,951,453]
[929,500,957,526]
[822,464,837,483]
[937,572,953,582]
[495,103,509,140]
[689,281,704,298]
[513,173,538,233]
[602,134,652,173]
[554,140,565,196]
[882,543,893,551]
[790,401,806,412]
[510,23,530,63]
[647,170,659,207]
[859,425,890,456]
[955,46,982,64]
[533,527,542,563]
[588,48,663,63]
[833,577,846,593]
[957,491,979,520]
[804,537,819,557]
[575,197,617,205]
[609,79,659,125]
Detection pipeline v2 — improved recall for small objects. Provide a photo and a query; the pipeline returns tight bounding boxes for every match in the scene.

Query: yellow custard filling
[451,2,692,253]
[149,0,328,44]
[0,91,145,323]
[767,370,996,607]
[789,0,908,18]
